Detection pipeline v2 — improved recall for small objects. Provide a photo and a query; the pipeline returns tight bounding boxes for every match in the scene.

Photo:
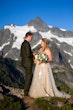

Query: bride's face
[41,41,46,49]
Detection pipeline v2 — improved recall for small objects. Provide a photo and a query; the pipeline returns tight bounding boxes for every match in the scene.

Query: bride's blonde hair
[42,38,49,48]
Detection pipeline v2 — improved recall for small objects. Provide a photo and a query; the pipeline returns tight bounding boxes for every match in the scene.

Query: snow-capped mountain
[0,17,73,69]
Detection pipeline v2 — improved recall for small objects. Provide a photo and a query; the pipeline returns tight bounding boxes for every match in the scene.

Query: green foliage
[12,60,21,68]
[35,97,73,110]
[58,86,73,95]
[50,97,67,104]
[0,96,22,110]
[0,57,25,88]
[35,98,50,110]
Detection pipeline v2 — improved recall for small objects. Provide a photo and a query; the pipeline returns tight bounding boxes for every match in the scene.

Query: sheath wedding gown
[29,50,71,99]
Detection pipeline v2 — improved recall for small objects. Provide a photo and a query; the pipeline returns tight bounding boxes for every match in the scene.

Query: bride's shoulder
[46,48,51,52]
[45,48,52,55]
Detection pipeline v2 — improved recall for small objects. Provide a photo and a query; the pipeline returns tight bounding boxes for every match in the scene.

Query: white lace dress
[29,63,71,98]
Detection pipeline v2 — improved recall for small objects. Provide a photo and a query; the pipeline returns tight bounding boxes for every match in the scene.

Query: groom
[20,32,33,96]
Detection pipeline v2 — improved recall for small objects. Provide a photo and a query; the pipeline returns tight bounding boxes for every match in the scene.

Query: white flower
[34,52,48,63]
[35,55,38,59]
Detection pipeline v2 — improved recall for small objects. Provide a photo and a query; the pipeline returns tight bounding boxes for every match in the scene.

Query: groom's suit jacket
[20,40,33,67]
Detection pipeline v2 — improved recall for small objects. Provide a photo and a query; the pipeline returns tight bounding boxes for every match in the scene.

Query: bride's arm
[39,48,44,52]
[47,49,53,62]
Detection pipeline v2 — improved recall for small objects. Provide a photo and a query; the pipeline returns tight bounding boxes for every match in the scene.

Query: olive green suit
[21,40,33,95]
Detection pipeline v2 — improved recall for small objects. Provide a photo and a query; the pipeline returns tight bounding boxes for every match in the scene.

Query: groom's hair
[25,32,33,38]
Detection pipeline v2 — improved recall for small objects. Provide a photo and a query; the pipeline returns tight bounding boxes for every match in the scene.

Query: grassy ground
[35,97,73,110]
[0,96,23,110]
[35,87,73,110]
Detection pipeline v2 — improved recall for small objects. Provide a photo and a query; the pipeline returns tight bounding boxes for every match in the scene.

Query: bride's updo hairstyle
[42,38,49,48]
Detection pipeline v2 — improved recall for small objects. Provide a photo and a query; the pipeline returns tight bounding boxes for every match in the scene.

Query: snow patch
[70,64,73,69]
[56,43,60,46]
[48,25,53,28]
[4,52,9,57]
[4,25,37,49]
[39,31,73,47]
[68,60,73,69]
[64,50,73,56]
[15,58,18,61]
[0,42,10,51]
[32,40,42,49]
[68,60,71,63]
[60,28,66,31]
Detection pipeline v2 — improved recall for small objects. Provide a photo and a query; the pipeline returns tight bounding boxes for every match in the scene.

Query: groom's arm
[25,42,33,58]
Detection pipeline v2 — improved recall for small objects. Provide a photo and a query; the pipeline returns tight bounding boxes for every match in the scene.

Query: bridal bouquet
[34,52,48,64]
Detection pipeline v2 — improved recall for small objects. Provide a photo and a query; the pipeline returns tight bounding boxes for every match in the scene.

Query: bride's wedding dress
[29,63,71,98]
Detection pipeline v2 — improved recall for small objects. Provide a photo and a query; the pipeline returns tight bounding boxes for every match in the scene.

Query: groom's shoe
[22,94,28,99]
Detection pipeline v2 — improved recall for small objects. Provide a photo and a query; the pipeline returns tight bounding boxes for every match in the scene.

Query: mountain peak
[34,17,44,22]
[27,17,50,32]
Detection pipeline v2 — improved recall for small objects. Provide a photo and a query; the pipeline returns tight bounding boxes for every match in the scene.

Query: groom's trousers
[24,66,33,95]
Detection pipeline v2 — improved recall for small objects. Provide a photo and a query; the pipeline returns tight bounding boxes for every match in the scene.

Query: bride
[29,38,71,99]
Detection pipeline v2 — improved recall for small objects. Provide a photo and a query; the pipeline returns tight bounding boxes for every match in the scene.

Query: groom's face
[29,35,33,41]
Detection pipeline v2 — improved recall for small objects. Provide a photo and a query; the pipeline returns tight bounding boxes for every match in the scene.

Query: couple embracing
[21,32,71,99]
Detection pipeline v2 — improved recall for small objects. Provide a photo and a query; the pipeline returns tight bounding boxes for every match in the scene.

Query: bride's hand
[34,59,42,65]
[33,51,37,56]
[37,60,42,65]
[34,59,38,64]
